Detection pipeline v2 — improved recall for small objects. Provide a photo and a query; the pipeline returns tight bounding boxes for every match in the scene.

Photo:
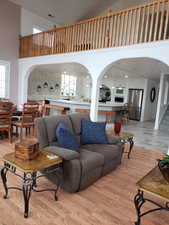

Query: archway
[26,62,92,114]
[96,57,169,130]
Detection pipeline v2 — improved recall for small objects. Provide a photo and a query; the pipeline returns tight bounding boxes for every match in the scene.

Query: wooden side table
[134,166,169,225]
[0,150,62,218]
[106,130,134,159]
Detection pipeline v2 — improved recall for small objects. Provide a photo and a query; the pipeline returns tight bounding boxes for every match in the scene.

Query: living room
[0,0,169,224]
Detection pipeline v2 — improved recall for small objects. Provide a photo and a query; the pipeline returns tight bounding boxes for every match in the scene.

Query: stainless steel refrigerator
[128,89,144,121]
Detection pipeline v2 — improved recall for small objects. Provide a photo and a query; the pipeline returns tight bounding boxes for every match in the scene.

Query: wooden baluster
[50,31,53,54]
[154,1,160,41]
[58,30,61,53]
[89,21,94,50]
[77,24,81,51]
[127,10,132,45]
[84,22,88,50]
[131,9,137,44]
[92,19,96,49]
[112,15,117,46]
[149,4,155,42]
[59,30,62,53]
[100,18,105,48]
[123,11,129,45]
[70,26,74,52]
[95,19,99,49]
[66,27,71,52]
[119,12,124,46]
[163,0,169,40]
[135,8,141,44]
[108,15,114,47]
[88,21,92,50]
[105,16,110,48]
[158,1,165,40]
[139,6,145,43]
[144,6,150,42]
[75,25,79,51]
[115,14,119,46]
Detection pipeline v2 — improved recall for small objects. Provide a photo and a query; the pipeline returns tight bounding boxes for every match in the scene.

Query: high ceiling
[106,58,169,81]
[9,0,114,25]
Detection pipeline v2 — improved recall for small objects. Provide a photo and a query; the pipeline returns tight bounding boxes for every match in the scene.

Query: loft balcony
[19,0,169,58]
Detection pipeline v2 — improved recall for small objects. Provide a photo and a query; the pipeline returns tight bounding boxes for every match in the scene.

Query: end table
[134,166,169,225]
[1,149,62,218]
[107,130,134,159]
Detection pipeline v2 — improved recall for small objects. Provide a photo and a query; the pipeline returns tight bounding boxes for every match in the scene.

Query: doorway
[128,89,144,121]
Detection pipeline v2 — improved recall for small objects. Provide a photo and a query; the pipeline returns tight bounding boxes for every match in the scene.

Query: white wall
[142,79,159,121]
[101,76,159,121]
[0,0,20,103]
[21,8,60,36]
[155,74,169,129]
[28,68,91,101]
[101,77,146,104]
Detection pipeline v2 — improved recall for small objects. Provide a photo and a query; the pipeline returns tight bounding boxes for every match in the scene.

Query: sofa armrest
[106,134,121,144]
[44,146,80,161]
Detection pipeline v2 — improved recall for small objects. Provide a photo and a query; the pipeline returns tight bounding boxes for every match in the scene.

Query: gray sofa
[35,113,124,192]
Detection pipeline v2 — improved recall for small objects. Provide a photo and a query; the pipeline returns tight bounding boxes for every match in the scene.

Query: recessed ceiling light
[124,75,128,78]
[112,86,115,89]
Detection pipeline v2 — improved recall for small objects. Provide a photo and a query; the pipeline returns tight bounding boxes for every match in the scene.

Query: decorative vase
[158,160,169,183]
[114,122,121,135]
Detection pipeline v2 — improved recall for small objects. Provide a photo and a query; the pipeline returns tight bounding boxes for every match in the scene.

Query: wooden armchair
[0,102,13,143]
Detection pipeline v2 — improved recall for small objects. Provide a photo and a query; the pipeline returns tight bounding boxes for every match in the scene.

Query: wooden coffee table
[106,130,134,158]
[1,149,62,218]
[134,166,169,225]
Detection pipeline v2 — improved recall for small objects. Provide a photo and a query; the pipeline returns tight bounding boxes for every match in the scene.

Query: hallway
[122,121,169,153]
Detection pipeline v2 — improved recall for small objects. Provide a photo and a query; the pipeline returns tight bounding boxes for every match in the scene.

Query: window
[0,65,6,98]
[0,61,10,98]
[33,27,42,34]
[61,74,77,96]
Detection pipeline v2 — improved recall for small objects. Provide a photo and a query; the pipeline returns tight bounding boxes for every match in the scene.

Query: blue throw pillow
[80,119,108,145]
[56,122,79,152]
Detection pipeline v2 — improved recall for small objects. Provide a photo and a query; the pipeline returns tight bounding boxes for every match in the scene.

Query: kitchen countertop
[48,99,124,108]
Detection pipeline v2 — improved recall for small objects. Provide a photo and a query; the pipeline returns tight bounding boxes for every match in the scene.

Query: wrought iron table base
[1,163,61,218]
[134,190,169,225]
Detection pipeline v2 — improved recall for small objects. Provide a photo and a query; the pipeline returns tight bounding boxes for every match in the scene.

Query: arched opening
[27,63,92,114]
[97,57,169,151]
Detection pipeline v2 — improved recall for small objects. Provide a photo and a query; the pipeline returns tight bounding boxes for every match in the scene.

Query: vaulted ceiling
[9,0,115,25]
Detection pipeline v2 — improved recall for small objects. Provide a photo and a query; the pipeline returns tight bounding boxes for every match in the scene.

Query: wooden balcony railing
[20,0,169,58]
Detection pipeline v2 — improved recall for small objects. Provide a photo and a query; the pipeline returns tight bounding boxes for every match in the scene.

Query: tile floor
[107,120,169,153]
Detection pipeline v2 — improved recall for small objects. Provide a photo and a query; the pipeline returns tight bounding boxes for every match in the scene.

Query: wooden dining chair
[0,102,13,143]
[24,102,40,117]
[12,110,35,140]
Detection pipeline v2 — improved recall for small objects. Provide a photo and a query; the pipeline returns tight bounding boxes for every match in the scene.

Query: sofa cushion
[80,119,108,144]
[44,115,73,143]
[69,113,90,135]
[79,149,104,174]
[83,144,121,163]
[56,122,79,151]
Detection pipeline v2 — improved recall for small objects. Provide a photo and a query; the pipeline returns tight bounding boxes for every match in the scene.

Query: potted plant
[158,154,169,182]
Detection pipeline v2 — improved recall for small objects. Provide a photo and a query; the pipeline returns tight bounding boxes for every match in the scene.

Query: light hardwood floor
[0,140,168,225]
